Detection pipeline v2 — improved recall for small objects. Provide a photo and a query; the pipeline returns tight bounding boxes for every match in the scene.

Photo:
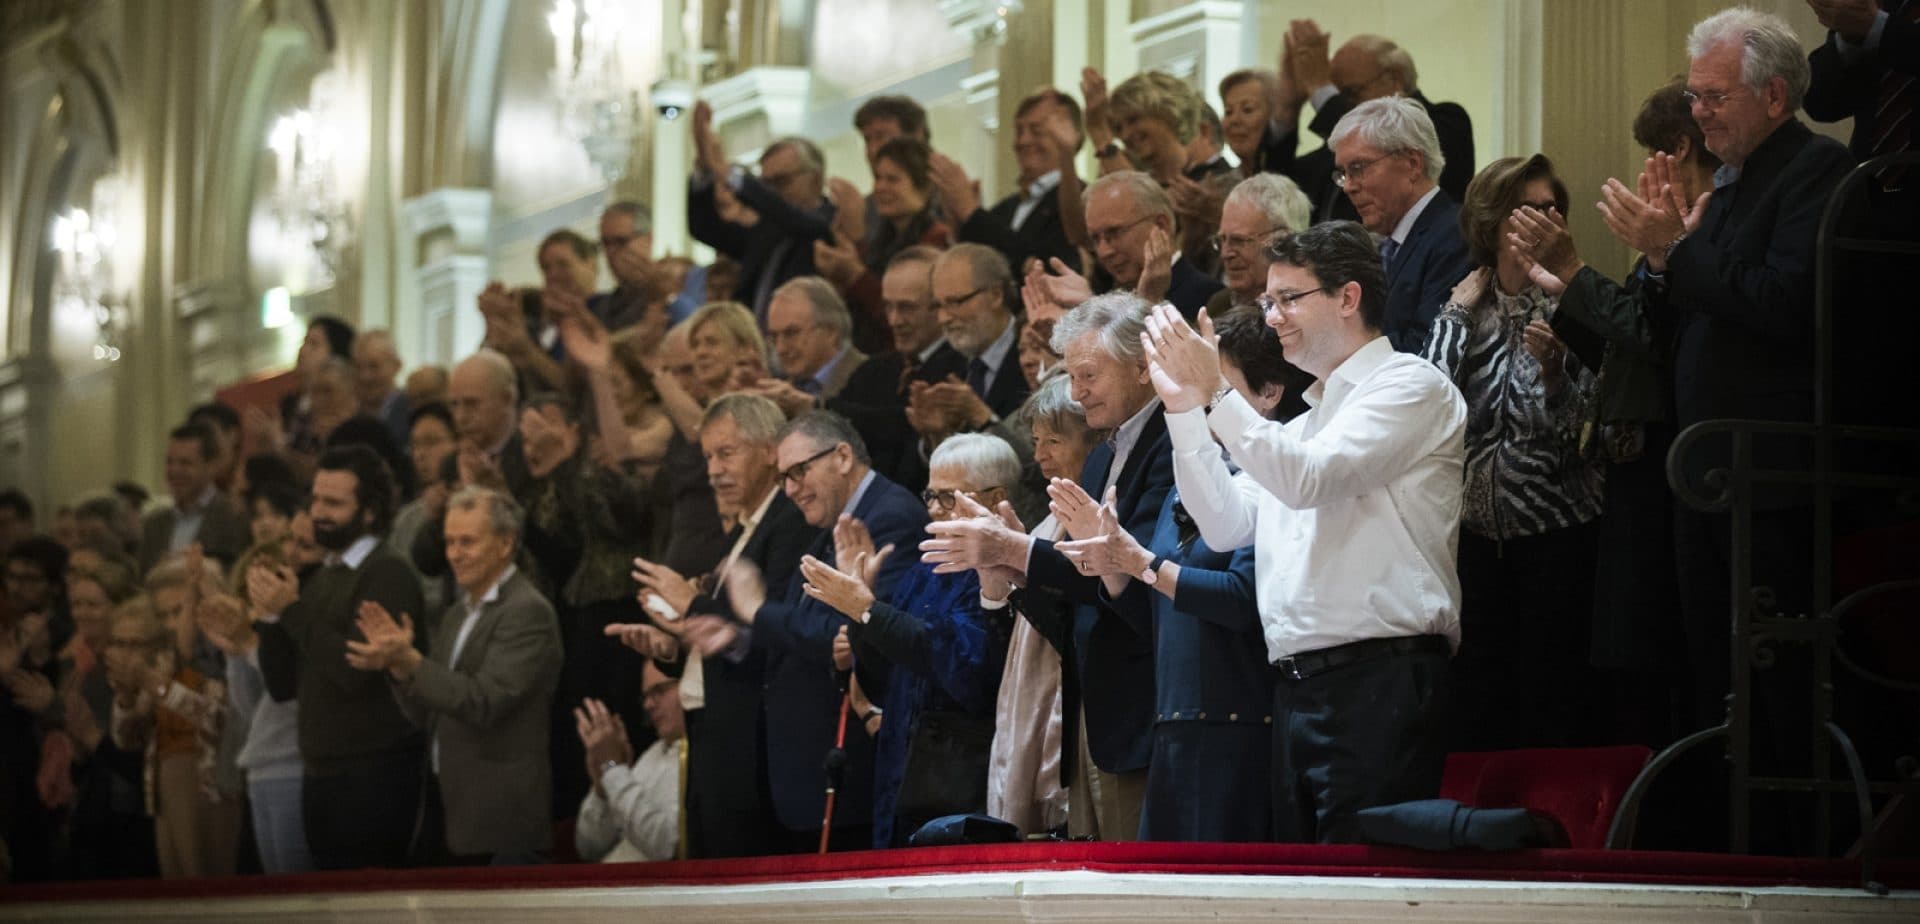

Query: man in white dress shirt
[1139,220,1467,843]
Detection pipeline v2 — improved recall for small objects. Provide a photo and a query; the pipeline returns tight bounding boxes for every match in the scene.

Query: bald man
[354,330,412,448]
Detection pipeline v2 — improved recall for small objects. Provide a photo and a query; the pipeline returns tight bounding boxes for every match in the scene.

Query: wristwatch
[1661,233,1688,266]
[1204,384,1234,414]
[600,758,622,778]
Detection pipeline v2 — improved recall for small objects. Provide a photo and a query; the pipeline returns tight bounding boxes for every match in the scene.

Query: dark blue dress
[850,561,1006,848]
[1104,489,1273,841]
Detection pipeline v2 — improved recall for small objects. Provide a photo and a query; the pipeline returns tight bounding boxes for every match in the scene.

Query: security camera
[652,79,693,121]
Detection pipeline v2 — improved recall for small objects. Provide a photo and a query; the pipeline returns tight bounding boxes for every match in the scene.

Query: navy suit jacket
[1166,257,1226,321]
[959,183,1082,276]
[752,473,930,832]
[1804,6,1920,161]
[688,172,836,319]
[680,492,817,855]
[1020,407,1172,774]
[1104,491,1268,725]
[1384,192,1472,353]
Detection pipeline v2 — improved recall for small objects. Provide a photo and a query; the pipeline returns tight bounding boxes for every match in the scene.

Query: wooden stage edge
[3,869,1916,923]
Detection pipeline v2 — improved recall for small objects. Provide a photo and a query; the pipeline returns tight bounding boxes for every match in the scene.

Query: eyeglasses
[1680,89,1735,111]
[921,486,1002,512]
[1087,215,1154,248]
[933,287,988,312]
[882,298,930,316]
[766,324,824,343]
[600,233,641,252]
[778,445,840,487]
[1210,227,1279,253]
[1255,287,1332,313]
[1332,154,1397,189]
[642,680,679,701]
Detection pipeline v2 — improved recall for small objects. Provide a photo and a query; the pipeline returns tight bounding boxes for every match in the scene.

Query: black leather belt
[1274,634,1449,681]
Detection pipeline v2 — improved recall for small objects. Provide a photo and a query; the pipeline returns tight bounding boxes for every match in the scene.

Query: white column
[400,188,493,366]
[1128,0,1244,112]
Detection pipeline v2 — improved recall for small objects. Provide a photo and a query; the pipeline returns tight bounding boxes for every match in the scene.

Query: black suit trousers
[303,748,426,870]
[1272,646,1450,844]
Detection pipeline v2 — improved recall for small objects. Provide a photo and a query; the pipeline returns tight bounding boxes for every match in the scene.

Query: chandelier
[548,0,643,183]
[265,76,353,292]
[49,179,127,364]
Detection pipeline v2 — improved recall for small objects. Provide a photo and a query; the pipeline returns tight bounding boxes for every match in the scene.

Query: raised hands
[1081,67,1114,150]
[827,178,867,244]
[1521,319,1569,398]
[722,559,767,625]
[812,231,865,290]
[630,556,699,621]
[343,600,419,679]
[196,593,256,657]
[1139,303,1223,413]
[549,287,612,371]
[1029,257,1094,311]
[1046,479,1109,541]
[691,100,729,178]
[1450,266,1491,308]
[832,515,894,586]
[799,554,877,620]
[247,561,300,617]
[920,494,1029,576]
[928,152,982,225]
[576,697,634,789]
[604,622,683,662]
[1056,499,1157,585]
[1287,19,1333,94]
[1508,206,1582,289]
[1136,226,1175,304]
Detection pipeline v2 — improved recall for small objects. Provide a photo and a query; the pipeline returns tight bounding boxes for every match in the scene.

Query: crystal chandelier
[265,76,353,292]
[548,0,643,183]
[49,179,127,363]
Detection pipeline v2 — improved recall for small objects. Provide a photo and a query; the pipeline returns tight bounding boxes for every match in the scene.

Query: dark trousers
[1272,638,1451,844]
[683,707,782,859]
[1448,522,1602,751]
[303,748,425,870]
[1141,721,1272,842]
[552,599,656,821]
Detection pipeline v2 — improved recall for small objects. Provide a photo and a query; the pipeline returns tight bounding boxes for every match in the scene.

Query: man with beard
[251,445,428,869]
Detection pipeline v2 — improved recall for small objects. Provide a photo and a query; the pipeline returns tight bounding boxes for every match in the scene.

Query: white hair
[1050,291,1149,365]
[1687,7,1809,111]
[1086,170,1175,225]
[1226,173,1312,238]
[928,433,1022,491]
[1329,95,1445,183]
[458,348,519,403]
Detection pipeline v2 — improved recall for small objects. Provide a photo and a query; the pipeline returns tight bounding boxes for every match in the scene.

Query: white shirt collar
[811,346,852,390]
[1023,170,1062,200]
[328,534,380,570]
[461,564,517,612]
[1303,336,1398,408]
[976,316,1018,376]
[916,337,949,364]
[840,469,878,520]
[1389,185,1443,246]
[1112,396,1163,459]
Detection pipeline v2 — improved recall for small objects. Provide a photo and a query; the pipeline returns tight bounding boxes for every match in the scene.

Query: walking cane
[818,685,853,854]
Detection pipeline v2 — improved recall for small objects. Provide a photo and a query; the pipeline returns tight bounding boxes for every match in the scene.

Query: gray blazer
[138,492,252,573]
[398,569,562,856]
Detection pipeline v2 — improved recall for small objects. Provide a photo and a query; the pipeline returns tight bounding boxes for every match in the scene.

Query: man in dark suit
[926,244,1033,423]
[1280,26,1476,206]
[922,292,1170,840]
[1328,96,1471,352]
[251,445,428,869]
[1598,8,1854,733]
[414,348,528,583]
[351,330,413,451]
[139,423,250,572]
[824,247,966,490]
[1805,0,1919,171]
[764,277,866,398]
[936,88,1085,276]
[1084,172,1223,319]
[686,101,836,324]
[347,486,562,865]
[617,393,819,858]
[725,411,929,852]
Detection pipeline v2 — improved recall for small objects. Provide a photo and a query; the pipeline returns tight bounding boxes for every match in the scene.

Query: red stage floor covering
[4,843,1918,922]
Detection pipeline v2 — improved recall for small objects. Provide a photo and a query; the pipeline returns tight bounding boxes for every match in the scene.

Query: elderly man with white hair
[1328,95,1471,353]
[1205,173,1314,317]
[1591,7,1851,739]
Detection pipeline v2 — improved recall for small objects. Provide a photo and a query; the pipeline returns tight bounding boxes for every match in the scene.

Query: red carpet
[6,842,1915,903]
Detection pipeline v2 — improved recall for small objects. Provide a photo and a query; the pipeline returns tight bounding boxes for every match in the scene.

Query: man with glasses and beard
[251,445,428,869]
